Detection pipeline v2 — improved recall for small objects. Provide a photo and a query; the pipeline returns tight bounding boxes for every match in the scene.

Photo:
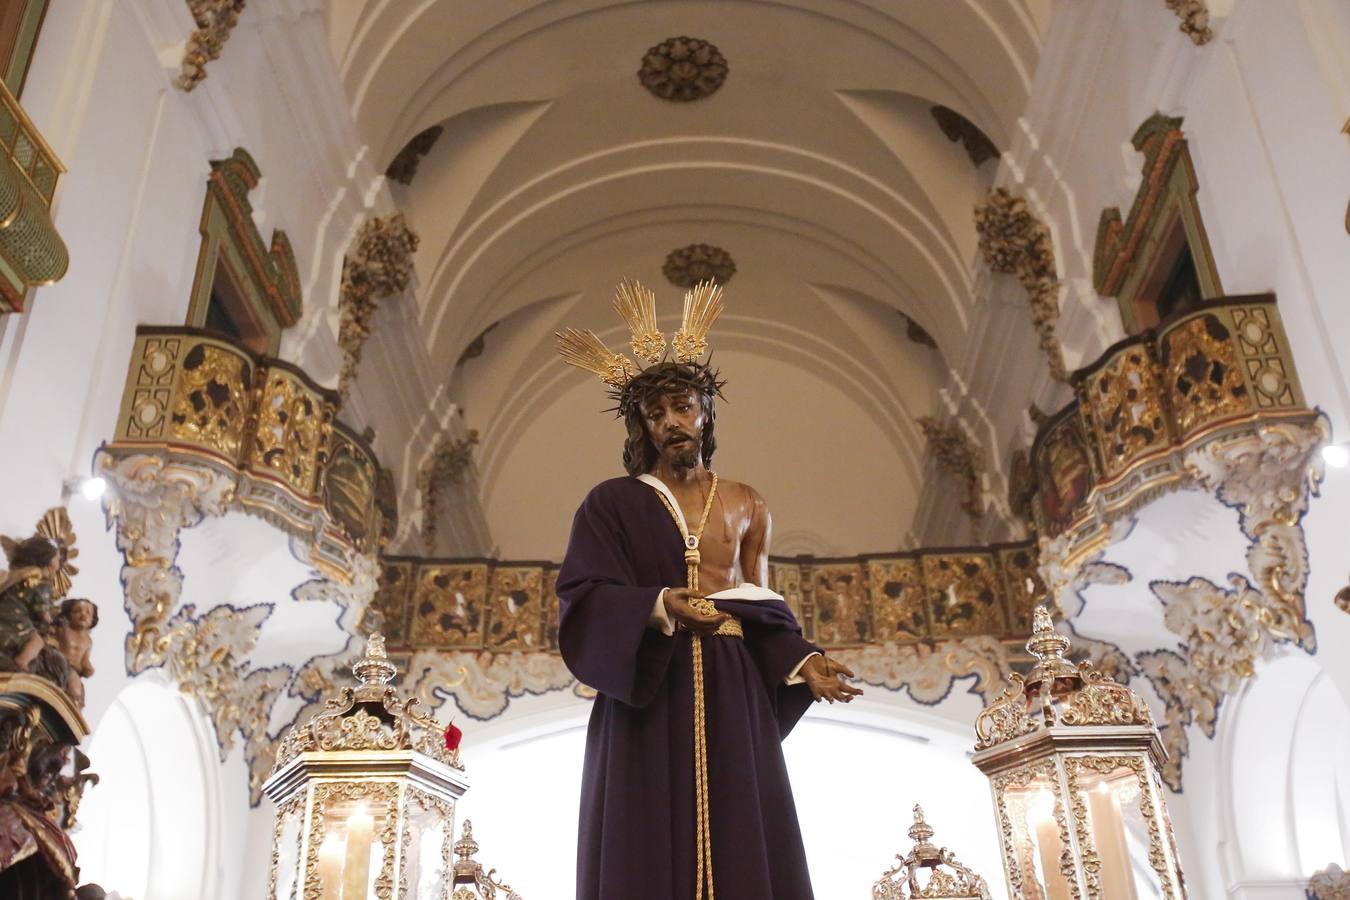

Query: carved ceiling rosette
[975,188,1068,382]
[638,36,728,102]
[662,243,736,289]
[337,213,420,398]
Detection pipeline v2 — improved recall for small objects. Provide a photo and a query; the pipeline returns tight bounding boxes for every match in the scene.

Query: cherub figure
[53,598,97,708]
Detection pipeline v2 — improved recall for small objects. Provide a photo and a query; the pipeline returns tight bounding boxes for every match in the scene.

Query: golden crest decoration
[36,507,79,599]
[555,278,725,390]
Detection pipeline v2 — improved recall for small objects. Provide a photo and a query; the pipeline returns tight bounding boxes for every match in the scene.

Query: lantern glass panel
[316,798,389,900]
[407,798,451,898]
[1076,763,1164,900]
[1003,774,1075,900]
[273,807,302,900]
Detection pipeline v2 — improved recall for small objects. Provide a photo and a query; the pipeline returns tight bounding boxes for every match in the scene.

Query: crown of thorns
[555,278,728,416]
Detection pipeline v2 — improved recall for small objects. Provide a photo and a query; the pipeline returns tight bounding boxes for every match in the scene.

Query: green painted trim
[3,0,51,98]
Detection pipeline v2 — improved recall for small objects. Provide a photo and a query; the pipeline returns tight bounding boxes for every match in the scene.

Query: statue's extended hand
[800,655,863,704]
[664,588,733,635]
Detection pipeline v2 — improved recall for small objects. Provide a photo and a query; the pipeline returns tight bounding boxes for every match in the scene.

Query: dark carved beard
[670,443,700,471]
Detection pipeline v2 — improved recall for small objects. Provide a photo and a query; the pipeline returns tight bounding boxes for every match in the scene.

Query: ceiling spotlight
[62,476,107,502]
[79,476,107,501]
[1322,444,1350,469]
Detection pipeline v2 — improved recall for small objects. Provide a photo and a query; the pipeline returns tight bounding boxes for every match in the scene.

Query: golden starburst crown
[555,278,726,391]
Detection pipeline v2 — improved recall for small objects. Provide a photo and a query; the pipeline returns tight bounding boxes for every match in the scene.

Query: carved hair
[5,535,62,570]
[620,361,723,475]
[59,597,98,628]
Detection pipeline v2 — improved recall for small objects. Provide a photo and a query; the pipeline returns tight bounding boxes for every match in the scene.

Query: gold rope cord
[651,473,723,900]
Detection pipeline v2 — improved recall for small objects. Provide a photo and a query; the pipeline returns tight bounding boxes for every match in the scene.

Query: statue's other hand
[801,655,864,704]
[664,588,732,635]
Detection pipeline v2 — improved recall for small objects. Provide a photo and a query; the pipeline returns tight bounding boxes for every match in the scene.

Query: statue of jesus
[555,280,862,899]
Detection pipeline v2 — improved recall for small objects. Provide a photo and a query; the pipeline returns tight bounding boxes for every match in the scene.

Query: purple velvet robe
[557,476,819,900]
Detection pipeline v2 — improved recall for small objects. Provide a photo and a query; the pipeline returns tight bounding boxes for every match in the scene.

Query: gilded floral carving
[1164,0,1214,46]
[975,188,1067,381]
[176,0,247,91]
[917,417,985,524]
[170,343,251,457]
[405,649,576,720]
[418,430,480,553]
[1160,314,1248,436]
[1081,345,1168,478]
[337,214,420,398]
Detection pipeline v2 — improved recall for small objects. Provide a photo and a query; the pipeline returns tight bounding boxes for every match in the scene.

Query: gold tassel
[554,328,639,387]
[673,280,725,363]
[613,278,666,364]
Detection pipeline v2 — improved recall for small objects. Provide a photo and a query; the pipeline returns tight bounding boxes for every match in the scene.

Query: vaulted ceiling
[326,1,1050,557]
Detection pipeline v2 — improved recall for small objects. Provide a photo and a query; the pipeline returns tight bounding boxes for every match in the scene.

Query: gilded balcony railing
[1029,293,1312,547]
[104,326,385,571]
[369,541,1042,655]
[0,76,67,311]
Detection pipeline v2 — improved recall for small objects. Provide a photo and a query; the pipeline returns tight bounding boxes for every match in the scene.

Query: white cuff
[650,588,675,636]
[785,652,821,686]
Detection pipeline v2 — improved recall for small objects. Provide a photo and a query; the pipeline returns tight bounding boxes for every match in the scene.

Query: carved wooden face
[640,389,706,470]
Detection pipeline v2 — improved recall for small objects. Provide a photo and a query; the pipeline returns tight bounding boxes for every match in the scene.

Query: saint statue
[555,280,862,899]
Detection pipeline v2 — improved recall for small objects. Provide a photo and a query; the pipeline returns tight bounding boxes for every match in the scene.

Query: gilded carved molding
[417,430,480,554]
[176,0,248,91]
[1164,0,1215,46]
[99,325,387,803]
[1141,547,1319,791]
[918,417,985,524]
[975,188,1068,381]
[369,543,1036,720]
[1029,296,1313,573]
[337,214,420,398]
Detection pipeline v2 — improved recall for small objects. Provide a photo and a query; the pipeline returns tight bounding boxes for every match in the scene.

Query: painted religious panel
[485,565,547,651]
[322,430,378,546]
[1032,411,1094,538]
[865,557,927,642]
[806,562,871,646]
[922,553,1006,638]
[409,563,488,648]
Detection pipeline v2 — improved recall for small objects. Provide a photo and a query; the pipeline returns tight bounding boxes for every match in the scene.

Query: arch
[1221,654,1350,890]
[72,674,225,900]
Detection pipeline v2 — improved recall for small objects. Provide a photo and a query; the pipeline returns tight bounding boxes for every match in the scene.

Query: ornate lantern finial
[873,803,991,899]
[971,605,1187,900]
[450,819,523,899]
[352,631,396,688]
